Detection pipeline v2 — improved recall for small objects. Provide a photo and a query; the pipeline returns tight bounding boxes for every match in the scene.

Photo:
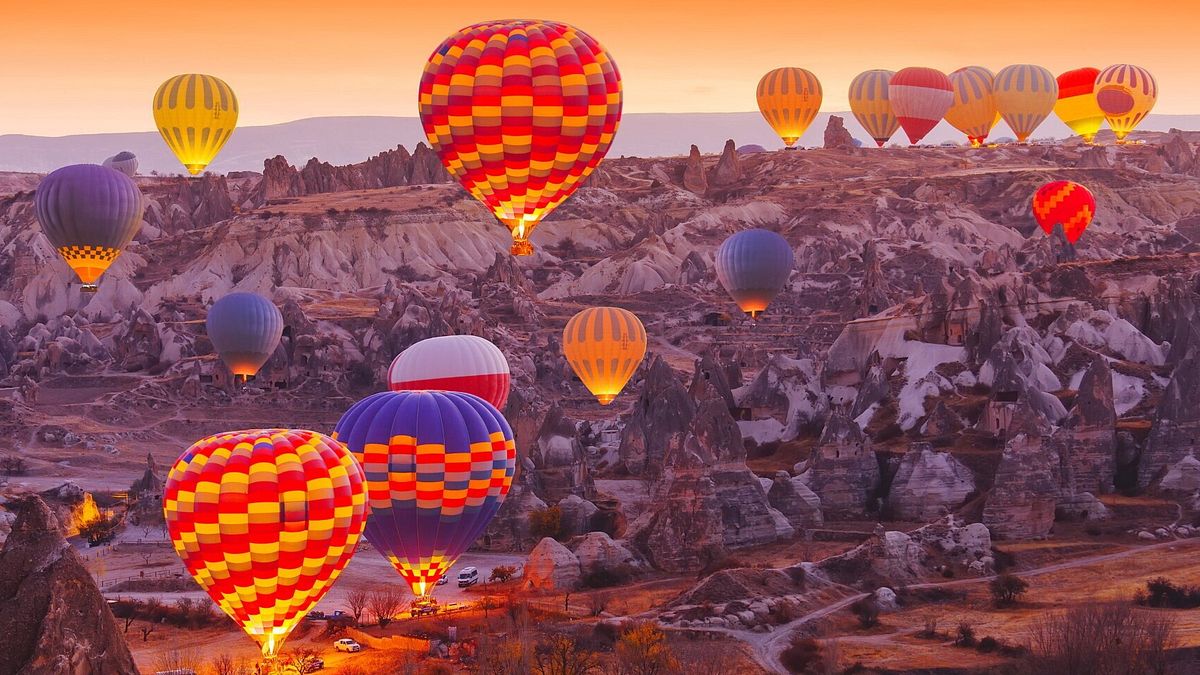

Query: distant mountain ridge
[3,112,1199,175]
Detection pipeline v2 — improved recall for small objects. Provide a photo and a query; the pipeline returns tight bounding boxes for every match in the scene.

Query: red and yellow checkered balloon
[164,429,367,657]
[418,19,622,256]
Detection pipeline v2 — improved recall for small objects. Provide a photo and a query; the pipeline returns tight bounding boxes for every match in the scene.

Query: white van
[457,566,479,587]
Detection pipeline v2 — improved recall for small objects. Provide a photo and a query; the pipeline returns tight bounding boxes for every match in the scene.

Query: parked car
[299,656,324,672]
[333,638,362,653]
[305,610,325,620]
[457,566,479,587]
[327,610,349,620]
[436,574,448,585]
[410,597,440,617]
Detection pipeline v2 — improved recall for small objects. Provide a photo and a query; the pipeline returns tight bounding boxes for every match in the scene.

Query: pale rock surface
[524,537,582,591]
[886,443,975,521]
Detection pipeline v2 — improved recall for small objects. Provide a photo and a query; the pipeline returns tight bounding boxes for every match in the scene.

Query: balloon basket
[79,284,98,294]
[510,240,533,256]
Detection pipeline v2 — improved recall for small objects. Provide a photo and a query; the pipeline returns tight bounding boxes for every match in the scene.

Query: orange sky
[1,0,1195,136]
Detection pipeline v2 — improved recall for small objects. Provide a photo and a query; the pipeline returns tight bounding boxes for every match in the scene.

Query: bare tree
[1028,602,1178,675]
[535,634,599,675]
[366,586,407,627]
[153,646,201,672]
[346,588,370,625]
[140,624,155,642]
[589,591,610,617]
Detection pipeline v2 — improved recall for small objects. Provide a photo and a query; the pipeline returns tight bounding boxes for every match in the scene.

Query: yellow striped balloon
[562,307,647,405]
[1095,64,1158,143]
[757,68,823,148]
[152,74,239,175]
[946,67,998,147]
[993,65,1058,143]
[848,70,899,147]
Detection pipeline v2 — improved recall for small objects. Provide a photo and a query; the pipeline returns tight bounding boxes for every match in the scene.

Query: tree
[140,624,155,642]
[1029,602,1177,675]
[478,631,533,675]
[366,586,406,627]
[153,647,201,673]
[850,596,880,628]
[277,647,322,674]
[529,506,563,540]
[989,573,1029,608]
[589,591,610,617]
[0,454,28,476]
[346,588,370,625]
[534,634,600,675]
[490,565,517,583]
[614,622,678,675]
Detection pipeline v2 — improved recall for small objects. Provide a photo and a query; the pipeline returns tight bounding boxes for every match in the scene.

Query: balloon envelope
[1095,64,1157,142]
[1054,68,1105,143]
[1033,180,1095,244]
[757,67,823,148]
[993,65,1058,142]
[848,70,899,147]
[889,68,953,145]
[715,228,794,318]
[206,292,283,377]
[34,164,144,289]
[418,20,622,256]
[164,428,367,657]
[332,391,516,597]
[562,307,647,405]
[946,67,998,147]
[389,335,511,410]
[102,151,138,177]
[153,74,238,175]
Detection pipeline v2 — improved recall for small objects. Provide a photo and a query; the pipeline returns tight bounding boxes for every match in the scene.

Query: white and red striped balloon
[387,335,511,410]
[889,67,953,145]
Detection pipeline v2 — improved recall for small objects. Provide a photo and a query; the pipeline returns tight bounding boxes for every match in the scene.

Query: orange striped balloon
[562,307,647,405]
[1095,64,1157,143]
[993,65,1058,143]
[848,70,899,147]
[757,68,823,148]
[946,67,998,147]
[164,429,367,657]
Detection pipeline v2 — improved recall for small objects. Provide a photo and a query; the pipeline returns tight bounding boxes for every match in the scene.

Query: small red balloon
[1033,181,1095,244]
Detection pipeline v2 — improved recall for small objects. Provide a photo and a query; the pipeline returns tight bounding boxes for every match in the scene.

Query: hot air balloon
[562,307,646,405]
[757,68,823,148]
[715,229,794,319]
[848,70,900,147]
[418,20,622,256]
[153,74,238,175]
[1095,64,1158,143]
[206,292,283,380]
[34,164,144,292]
[332,391,516,597]
[102,151,138,177]
[889,68,953,145]
[946,67,998,147]
[388,335,511,410]
[1033,181,1095,244]
[164,428,367,657]
[1054,68,1105,143]
[993,65,1058,143]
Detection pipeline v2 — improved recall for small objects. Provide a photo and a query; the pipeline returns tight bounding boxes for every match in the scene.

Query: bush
[955,621,976,647]
[614,621,678,675]
[696,554,747,580]
[780,637,823,674]
[529,506,563,540]
[787,566,807,587]
[850,597,880,628]
[977,636,999,653]
[347,361,375,388]
[1,454,28,476]
[583,565,632,589]
[1139,577,1200,609]
[489,564,517,583]
[989,573,1029,608]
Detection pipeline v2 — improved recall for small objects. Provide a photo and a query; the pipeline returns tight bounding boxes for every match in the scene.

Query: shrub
[614,621,677,675]
[1140,577,1200,609]
[787,566,807,587]
[849,597,880,628]
[489,564,518,583]
[977,636,999,653]
[955,621,976,647]
[583,565,632,589]
[989,573,1029,608]
[1,454,28,476]
[347,361,375,388]
[919,614,939,639]
[696,555,747,580]
[529,506,563,540]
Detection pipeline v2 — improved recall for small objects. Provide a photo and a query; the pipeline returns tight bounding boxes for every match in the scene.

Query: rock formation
[682,145,708,194]
[618,356,696,477]
[1053,357,1116,496]
[886,443,975,521]
[0,496,139,675]
[1141,338,1200,487]
[823,115,857,151]
[800,414,879,519]
[524,537,582,591]
[982,405,1060,538]
[767,471,824,529]
[708,140,743,188]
